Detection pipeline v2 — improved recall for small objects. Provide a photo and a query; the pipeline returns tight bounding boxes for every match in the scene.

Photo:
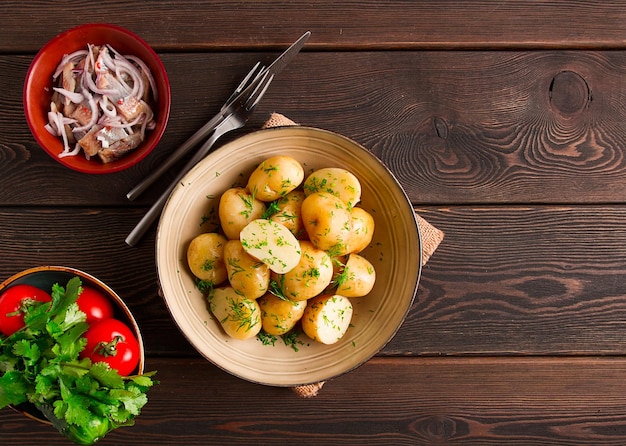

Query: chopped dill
[196,279,214,295]
[257,330,277,346]
[282,330,305,352]
[262,200,281,219]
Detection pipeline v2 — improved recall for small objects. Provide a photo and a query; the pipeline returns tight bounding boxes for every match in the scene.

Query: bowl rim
[23,23,171,174]
[156,125,423,386]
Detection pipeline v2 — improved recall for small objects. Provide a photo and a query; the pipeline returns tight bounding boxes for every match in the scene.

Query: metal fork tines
[126,62,265,201]
[124,71,274,247]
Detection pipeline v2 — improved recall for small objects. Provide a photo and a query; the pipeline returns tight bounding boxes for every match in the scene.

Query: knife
[126,31,311,201]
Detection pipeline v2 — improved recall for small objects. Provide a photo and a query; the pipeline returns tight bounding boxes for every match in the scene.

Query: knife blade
[261,31,310,79]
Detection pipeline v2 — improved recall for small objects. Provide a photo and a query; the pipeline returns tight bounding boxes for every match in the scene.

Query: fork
[125,70,274,247]
[126,62,265,201]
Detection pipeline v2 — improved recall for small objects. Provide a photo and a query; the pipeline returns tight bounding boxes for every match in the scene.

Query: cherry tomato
[77,286,114,324]
[0,284,52,336]
[81,318,140,376]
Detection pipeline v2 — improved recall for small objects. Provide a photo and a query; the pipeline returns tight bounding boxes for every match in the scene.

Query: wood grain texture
[4,51,626,206]
[2,205,626,357]
[3,2,626,443]
[3,356,626,445]
[3,1,626,51]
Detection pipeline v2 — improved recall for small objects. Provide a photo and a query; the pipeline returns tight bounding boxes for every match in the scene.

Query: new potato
[269,190,306,239]
[301,192,353,255]
[345,207,375,253]
[278,241,334,301]
[247,155,304,202]
[186,155,377,345]
[219,187,266,240]
[240,219,302,274]
[209,287,262,340]
[301,294,353,345]
[223,240,270,299]
[336,253,376,297]
[258,293,306,335]
[303,167,361,208]
[186,233,228,284]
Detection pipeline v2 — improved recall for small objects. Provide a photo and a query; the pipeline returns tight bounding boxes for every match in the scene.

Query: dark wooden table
[4,1,626,444]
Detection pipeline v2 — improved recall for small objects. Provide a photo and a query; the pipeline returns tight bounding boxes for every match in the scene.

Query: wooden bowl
[23,23,171,174]
[156,126,422,387]
[0,265,145,423]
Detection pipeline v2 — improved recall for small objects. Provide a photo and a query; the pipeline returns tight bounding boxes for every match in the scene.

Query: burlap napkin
[261,113,444,398]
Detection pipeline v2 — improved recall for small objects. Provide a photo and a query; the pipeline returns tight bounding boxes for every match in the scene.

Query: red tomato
[77,286,114,324]
[0,284,52,336]
[81,318,140,376]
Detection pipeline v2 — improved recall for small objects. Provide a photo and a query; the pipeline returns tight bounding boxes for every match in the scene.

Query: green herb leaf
[0,277,157,445]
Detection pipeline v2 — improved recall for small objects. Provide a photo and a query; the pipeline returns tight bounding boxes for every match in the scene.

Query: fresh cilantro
[0,277,157,445]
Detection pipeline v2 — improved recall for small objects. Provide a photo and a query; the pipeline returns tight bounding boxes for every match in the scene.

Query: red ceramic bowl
[23,23,171,174]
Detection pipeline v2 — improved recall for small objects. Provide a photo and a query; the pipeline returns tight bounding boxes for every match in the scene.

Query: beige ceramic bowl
[156,126,421,387]
[0,266,145,422]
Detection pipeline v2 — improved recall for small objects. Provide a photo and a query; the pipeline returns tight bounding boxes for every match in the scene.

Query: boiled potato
[219,187,266,240]
[258,293,306,335]
[240,219,302,274]
[301,192,353,255]
[269,190,306,239]
[223,240,270,299]
[345,207,375,253]
[335,253,376,297]
[247,155,304,202]
[279,241,334,301]
[187,233,228,285]
[303,167,361,208]
[301,294,353,345]
[209,286,262,340]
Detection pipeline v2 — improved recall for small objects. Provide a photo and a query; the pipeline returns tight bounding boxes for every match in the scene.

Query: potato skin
[209,287,262,340]
[223,240,270,299]
[187,232,228,285]
[219,187,266,240]
[269,190,306,239]
[247,155,304,202]
[346,207,375,254]
[336,253,376,297]
[301,192,353,255]
[301,294,353,344]
[303,167,361,208]
[258,293,306,335]
[279,241,333,301]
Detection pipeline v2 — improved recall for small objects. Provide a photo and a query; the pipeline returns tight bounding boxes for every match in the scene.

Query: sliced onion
[114,57,144,98]
[58,142,82,158]
[126,54,158,102]
[99,95,117,118]
[53,49,88,79]
[71,92,98,133]
[52,112,72,155]
[53,87,84,104]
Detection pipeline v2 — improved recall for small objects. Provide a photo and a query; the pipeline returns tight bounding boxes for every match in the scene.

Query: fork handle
[126,117,224,201]
[125,128,224,247]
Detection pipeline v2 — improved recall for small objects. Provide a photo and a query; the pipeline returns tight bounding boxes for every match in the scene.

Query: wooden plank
[4,50,626,206]
[3,356,626,445]
[1,206,626,357]
[4,1,626,52]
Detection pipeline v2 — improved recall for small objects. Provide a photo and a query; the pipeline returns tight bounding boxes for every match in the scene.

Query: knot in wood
[549,71,591,116]
[433,116,449,139]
